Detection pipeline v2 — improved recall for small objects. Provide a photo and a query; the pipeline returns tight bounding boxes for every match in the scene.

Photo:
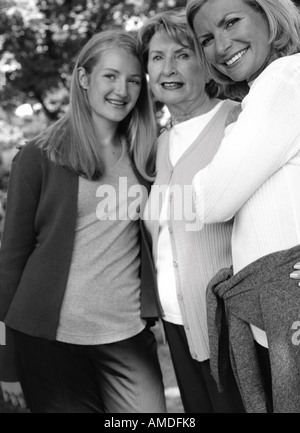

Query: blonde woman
[0,29,166,413]
[188,0,300,412]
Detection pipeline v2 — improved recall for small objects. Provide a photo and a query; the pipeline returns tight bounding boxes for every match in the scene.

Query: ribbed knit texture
[193,54,300,273]
[193,53,300,347]
[145,100,238,361]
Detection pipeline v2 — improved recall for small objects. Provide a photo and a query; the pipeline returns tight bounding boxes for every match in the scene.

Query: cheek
[186,64,206,85]
[127,84,142,106]
[148,74,159,96]
[203,46,216,65]
[148,63,160,82]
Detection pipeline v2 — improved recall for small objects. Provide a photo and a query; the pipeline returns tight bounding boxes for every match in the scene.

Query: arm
[193,58,300,223]
[0,144,41,382]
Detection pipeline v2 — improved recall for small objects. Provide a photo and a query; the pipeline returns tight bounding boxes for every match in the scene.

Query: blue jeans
[13,327,167,413]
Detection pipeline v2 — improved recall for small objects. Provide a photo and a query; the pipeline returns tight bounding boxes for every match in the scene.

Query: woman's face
[147,30,207,109]
[193,0,272,82]
[79,47,142,127]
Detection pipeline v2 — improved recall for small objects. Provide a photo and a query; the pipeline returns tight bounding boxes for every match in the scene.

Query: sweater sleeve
[192,56,300,223]
[0,143,41,381]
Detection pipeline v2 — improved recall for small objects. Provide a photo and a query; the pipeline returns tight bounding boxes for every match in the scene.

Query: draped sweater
[207,244,300,413]
[145,99,238,361]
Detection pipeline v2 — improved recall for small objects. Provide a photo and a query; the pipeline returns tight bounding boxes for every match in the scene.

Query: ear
[78,67,89,90]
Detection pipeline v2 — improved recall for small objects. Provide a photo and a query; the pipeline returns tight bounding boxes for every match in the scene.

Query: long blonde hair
[35,30,157,181]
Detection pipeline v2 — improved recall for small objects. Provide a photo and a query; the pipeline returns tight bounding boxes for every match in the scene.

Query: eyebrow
[103,68,142,78]
[149,47,191,55]
[197,14,235,39]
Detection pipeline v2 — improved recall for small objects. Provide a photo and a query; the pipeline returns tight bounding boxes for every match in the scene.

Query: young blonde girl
[0,29,166,413]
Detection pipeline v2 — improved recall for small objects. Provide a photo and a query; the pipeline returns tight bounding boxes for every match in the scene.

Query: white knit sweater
[193,53,300,347]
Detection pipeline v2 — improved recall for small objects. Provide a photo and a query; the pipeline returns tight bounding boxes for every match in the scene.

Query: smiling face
[147,30,208,111]
[193,0,272,82]
[79,47,142,127]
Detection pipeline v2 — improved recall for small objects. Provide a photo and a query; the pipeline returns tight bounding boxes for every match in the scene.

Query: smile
[161,82,184,90]
[225,49,248,66]
[106,99,127,107]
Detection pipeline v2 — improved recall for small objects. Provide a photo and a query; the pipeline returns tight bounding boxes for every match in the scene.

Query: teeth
[107,99,126,106]
[162,82,183,89]
[226,49,247,66]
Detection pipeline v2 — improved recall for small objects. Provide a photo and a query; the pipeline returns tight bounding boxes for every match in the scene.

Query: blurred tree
[0,0,187,121]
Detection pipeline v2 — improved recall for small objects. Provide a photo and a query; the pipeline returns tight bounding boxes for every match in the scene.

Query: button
[177,294,183,301]
[173,260,178,268]
[169,227,173,234]
[184,323,190,331]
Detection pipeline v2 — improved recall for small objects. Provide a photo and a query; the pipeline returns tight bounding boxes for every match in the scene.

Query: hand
[0,381,27,409]
[290,262,300,285]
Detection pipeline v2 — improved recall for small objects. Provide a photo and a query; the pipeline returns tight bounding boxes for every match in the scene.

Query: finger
[10,395,19,407]
[290,271,300,279]
[2,391,10,403]
[294,263,300,270]
[18,395,27,410]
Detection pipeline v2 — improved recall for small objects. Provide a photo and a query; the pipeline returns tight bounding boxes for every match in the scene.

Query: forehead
[95,47,141,74]
[149,30,192,51]
[195,0,251,27]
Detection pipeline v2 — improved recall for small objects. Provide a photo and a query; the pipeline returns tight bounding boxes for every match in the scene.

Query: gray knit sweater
[207,244,300,413]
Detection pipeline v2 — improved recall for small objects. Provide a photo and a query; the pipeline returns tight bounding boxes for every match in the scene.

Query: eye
[225,18,240,29]
[177,52,189,60]
[200,36,214,48]
[129,79,141,86]
[152,55,163,62]
[104,74,116,80]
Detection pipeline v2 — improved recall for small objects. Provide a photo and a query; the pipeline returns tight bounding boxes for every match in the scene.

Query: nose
[162,57,176,76]
[115,79,128,97]
[215,35,232,57]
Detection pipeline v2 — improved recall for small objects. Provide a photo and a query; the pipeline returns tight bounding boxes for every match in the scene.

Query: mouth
[161,82,184,90]
[106,98,128,108]
[224,48,248,67]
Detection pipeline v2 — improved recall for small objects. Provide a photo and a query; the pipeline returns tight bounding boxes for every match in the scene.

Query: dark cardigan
[207,244,300,413]
[0,141,162,381]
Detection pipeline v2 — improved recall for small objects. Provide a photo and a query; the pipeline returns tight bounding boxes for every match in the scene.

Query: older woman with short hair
[138,9,245,413]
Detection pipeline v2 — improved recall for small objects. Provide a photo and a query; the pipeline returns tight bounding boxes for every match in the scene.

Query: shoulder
[254,53,300,90]
[13,140,47,169]
[156,129,170,160]
[10,140,51,198]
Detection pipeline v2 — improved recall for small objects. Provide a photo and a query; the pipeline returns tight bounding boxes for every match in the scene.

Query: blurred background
[0,0,192,236]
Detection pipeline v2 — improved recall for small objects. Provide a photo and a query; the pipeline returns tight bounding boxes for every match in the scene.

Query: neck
[168,96,220,125]
[93,118,120,148]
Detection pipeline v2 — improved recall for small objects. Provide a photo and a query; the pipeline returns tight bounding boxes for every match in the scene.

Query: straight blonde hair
[35,30,157,181]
